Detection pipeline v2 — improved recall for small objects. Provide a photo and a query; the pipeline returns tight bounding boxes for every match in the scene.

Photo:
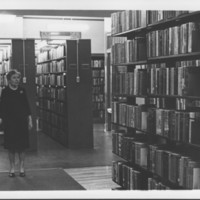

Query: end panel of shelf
[12,39,37,151]
[66,39,93,149]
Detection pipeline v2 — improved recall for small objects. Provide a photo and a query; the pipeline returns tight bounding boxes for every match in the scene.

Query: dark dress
[0,86,31,150]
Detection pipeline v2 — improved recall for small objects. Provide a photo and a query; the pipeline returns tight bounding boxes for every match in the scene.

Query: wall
[0,17,105,53]
[0,0,195,10]
[23,18,105,53]
[0,0,136,10]
[0,17,23,38]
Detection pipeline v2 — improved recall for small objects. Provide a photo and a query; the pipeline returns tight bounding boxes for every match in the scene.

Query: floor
[65,166,118,190]
[0,123,119,190]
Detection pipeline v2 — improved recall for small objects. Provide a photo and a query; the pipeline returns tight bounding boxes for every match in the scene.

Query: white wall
[23,18,105,53]
[0,17,105,53]
[81,20,105,53]
[104,17,111,33]
[0,17,23,38]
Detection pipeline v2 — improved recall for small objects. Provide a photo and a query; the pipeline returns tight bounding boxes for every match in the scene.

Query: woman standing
[0,69,33,177]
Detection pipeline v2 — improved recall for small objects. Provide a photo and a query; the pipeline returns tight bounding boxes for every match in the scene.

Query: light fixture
[47,40,65,45]
[47,21,89,32]
[0,14,16,23]
[40,31,82,40]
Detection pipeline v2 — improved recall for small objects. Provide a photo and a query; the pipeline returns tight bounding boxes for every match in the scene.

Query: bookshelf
[91,54,105,123]
[0,45,11,135]
[105,33,112,131]
[36,39,93,149]
[104,34,128,132]
[0,45,11,91]
[111,10,200,190]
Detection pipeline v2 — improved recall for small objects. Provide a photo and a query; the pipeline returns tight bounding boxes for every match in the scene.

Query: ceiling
[0,10,121,18]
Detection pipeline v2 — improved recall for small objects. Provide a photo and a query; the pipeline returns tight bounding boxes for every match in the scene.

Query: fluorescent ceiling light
[47,22,89,32]
[0,14,16,23]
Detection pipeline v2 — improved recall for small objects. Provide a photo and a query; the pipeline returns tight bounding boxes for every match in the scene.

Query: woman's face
[9,73,21,87]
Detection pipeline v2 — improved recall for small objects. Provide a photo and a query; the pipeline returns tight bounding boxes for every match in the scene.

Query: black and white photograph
[0,0,200,199]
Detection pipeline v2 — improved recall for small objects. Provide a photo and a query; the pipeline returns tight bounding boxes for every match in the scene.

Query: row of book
[111,23,200,63]
[0,47,11,62]
[107,36,127,50]
[112,132,200,189]
[148,63,200,96]
[91,58,104,120]
[36,74,67,86]
[92,94,104,103]
[111,10,191,35]
[147,10,189,25]
[112,102,148,131]
[147,97,200,111]
[91,60,104,68]
[36,60,65,74]
[38,99,66,116]
[92,70,104,77]
[37,45,65,63]
[112,161,146,190]
[111,38,146,64]
[38,109,67,131]
[112,133,135,162]
[111,10,147,35]
[148,177,169,190]
[113,63,200,97]
[92,86,104,94]
[0,61,10,74]
[147,22,200,57]
[36,86,66,101]
[48,45,65,60]
[39,120,67,145]
[92,102,104,110]
[92,77,104,85]
[149,145,200,189]
[112,102,200,144]
[113,65,147,96]
[112,162,172,190]
[176,59,200,67]
[0,75,8,87]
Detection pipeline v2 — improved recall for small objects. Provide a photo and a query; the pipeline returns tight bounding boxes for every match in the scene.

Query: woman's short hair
[6,69,21,81]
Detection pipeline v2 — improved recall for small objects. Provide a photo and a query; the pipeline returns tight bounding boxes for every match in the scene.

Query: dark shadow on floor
[0,168,85,190]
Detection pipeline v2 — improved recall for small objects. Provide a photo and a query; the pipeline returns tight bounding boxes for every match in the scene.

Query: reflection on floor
[64,166,119,190]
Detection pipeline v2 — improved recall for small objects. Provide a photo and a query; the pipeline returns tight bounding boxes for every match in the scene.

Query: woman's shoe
[19,172,25,177]
[8,172,15,177]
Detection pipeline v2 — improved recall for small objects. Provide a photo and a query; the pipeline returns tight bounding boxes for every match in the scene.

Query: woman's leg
[8,150,15,173]
[18,151,25,173]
